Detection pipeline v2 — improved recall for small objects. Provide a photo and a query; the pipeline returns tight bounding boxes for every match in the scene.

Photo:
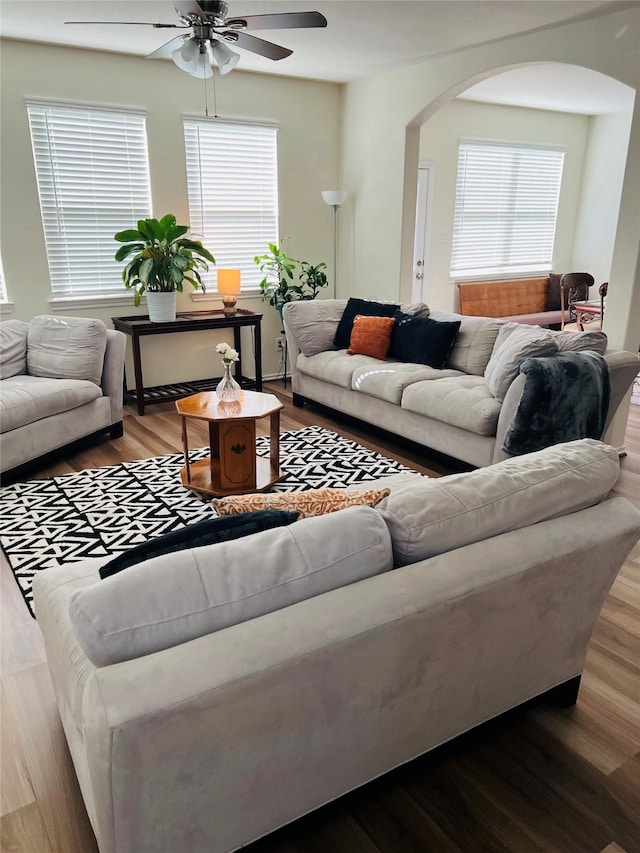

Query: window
[451,141,565,277]
[183,119,278,291]
[27,101,152,302]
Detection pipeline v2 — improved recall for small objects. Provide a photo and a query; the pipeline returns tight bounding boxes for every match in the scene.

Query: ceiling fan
[66,1,327,78]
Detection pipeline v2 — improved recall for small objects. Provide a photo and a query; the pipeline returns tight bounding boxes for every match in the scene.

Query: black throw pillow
[389,311,461,368]
[99,509,300,579]
[333,298,399,349]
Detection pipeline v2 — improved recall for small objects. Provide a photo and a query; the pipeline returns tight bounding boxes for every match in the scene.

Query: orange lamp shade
[217,269,240,315]
[217,269,241,295]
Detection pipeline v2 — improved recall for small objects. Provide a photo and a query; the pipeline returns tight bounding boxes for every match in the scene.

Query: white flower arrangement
[216,342,239,364]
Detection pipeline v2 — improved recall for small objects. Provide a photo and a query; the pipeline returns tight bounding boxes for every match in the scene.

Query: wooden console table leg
[233,326,243,386]
[131,332,145,415]
[255,321,263,391]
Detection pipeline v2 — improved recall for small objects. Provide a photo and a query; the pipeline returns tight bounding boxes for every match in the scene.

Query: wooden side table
[175,390,284,498]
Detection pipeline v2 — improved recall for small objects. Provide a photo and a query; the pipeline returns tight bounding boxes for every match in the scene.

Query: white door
[412,162,433,303]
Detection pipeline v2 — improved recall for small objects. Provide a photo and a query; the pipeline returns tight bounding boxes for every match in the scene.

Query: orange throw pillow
[347,315,396,360]
[211,486,390,518]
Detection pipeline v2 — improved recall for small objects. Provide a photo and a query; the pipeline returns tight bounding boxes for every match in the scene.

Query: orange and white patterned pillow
[211,486,390,518]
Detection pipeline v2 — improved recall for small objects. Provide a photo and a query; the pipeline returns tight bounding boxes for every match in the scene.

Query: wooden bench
[457,276,564,326]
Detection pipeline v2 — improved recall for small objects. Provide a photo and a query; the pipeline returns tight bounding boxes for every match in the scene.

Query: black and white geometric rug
[0,426,411,616]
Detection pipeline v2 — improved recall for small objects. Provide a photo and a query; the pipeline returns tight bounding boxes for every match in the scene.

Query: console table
[112,310,262,415]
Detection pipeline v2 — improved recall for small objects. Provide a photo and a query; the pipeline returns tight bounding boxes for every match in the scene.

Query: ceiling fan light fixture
[210,39,240,74]
[171,37,213,77]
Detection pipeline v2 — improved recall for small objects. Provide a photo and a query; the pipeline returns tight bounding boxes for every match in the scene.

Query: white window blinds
[451,141,565,277]
[26,101,152,299]
[183,119,278,291]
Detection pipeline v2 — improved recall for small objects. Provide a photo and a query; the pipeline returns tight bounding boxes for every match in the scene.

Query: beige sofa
[0,316,126,479]
[33,439,640,853]
[283,299,640,467]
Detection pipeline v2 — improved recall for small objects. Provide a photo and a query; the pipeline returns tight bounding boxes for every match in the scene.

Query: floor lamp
[321,190,348,298]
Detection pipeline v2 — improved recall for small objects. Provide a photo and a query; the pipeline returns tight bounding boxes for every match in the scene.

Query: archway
[399,63,635,318]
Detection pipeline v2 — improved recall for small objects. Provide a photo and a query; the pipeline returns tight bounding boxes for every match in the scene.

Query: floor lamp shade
[322,190,348,207]
[322,191,348,298]
[217,269,241,316]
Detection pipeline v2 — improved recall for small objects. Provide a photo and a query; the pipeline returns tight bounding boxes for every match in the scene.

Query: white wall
[0,40,341,384]
[571,110,634,286]
[339,5,640,352]
[417,99,589,312]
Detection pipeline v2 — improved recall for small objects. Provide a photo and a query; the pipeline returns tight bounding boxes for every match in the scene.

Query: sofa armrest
[492,348,640,463]
[601,348,640,436]
[101,330,126,425]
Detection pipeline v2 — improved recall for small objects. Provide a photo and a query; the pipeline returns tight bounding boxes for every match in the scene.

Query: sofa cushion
[352,362,463,405]
[297,350,380,389]
[377,438,620,566]
[68,506,393,667]
[429,311,502,376]
[334,298,399,349]
[211,487,390,518]
[401,375,502,436]
[283,299,347,357]
[0,320,29,379]
[27,315,107,385]
[497,321,608,356]
[347,315,395,360]
[0,375,102,433]
[554,330,608,355]
[99,510,300,579]
[389,311,461,368]
[485,324,558,401]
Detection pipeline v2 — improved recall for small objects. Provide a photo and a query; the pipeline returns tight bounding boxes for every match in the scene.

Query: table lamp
[217,269,240,316]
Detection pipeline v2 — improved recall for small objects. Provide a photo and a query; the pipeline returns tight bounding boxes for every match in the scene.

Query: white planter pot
[146,291,176,323]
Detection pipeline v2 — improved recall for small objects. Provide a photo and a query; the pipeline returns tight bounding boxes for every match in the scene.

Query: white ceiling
[0,1,635,114]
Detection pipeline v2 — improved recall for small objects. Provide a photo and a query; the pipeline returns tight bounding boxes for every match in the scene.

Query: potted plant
[254,240,328,324]
[114,214,215,322]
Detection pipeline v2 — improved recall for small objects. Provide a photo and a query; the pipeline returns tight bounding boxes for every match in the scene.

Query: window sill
[451,268,553,283]
[49,295,137,310]
[0,301,15,315]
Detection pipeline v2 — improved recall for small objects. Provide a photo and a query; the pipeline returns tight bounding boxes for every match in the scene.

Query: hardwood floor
[1,388,638,853]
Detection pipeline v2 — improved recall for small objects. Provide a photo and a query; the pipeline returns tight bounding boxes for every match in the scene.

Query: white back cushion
[429,311,502,376]
[484,323,558,401]
[27,315,107,385]
[69,506,393,666]
[378,439,619,566]
[0,320,29,379]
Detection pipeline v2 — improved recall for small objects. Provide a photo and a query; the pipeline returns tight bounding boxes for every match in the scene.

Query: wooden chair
[560,272,595,329]
[562,280,607,332]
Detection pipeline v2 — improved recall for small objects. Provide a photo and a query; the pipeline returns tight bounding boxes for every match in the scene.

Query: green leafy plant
[254,240,328,314]
[114,214,215,307]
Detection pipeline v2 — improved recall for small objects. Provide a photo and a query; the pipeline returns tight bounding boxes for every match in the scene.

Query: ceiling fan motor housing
[194,1,228,22]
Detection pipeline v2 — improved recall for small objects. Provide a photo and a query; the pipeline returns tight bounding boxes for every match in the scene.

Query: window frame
[26,99,153,308]
[450,139,566,280]
[183,117,279,297]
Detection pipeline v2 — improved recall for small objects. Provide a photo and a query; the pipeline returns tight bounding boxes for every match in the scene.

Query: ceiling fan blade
[146,35,189,59]
[65,21,184,28]
[224,11,327,31]
[173,1,206,18]
[225,31,292,61]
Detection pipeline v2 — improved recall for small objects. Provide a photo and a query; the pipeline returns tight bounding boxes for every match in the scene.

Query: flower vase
[216,361,241,402]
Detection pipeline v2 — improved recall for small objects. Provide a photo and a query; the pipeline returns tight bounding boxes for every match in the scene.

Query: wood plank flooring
[1,386,638,853]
